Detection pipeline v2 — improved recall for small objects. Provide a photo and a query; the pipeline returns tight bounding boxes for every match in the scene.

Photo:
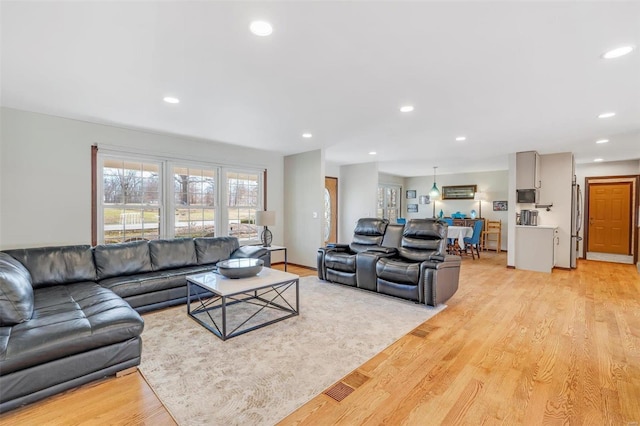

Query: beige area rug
[139,276,445,426]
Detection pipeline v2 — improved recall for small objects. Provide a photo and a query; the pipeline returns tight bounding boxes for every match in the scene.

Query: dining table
[447,225,474,251]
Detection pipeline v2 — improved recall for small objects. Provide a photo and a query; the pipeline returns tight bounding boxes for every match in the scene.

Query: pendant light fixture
[429,166,440,197]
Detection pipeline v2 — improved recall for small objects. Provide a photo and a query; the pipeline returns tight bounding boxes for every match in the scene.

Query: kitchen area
[512,151,579,273]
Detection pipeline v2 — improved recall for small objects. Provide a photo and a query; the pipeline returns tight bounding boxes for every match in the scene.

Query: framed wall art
[442,185,477,200]
[406,190,416,199]
[407,204,418,213]
[493,201,508,211]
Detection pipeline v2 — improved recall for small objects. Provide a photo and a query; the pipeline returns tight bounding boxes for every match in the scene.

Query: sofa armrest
[420,255,461,306]
[325,243,349,250]
[366,246,398,256]
[231,246,268,259]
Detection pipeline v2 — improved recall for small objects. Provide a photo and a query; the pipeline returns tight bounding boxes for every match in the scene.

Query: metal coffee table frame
[186,269,299,341]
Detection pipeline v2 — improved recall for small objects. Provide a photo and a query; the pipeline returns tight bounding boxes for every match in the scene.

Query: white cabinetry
[515,225,558,273]
[516,151,541,189]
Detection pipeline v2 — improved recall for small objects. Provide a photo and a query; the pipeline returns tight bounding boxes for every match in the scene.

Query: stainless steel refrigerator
[570,176,583,268]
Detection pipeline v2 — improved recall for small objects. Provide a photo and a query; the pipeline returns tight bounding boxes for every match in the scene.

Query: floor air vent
[324,382,355,402]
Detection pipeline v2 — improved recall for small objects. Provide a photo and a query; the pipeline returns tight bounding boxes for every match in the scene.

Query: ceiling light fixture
[250,21,273,36]
[596,139,609,144]
[400,106,414,113]
[598,112,616,118]
[455,136,466,141]
[594,158,604,162]
[369,151,377,155]
[163,96,180,104]
[602,45,635,59]
[302,133,312,138]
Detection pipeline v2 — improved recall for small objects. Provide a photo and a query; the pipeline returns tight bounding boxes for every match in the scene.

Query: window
[226,171,260,242]
[102,158,161,243]
[378,184,400,223]
[97,151,263,244]
[173,166,216,238]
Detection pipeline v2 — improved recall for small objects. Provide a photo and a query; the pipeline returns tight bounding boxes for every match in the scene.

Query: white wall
[325,161,341,178]
[405,170,510,250]
[575,159,640,264]
[538,153,574,268]
[284,149,324,267]
[339,162,378,244]
[0,108,3,246]
[0,107,284,249]
[507,153,517,267]
[378,172,404,187]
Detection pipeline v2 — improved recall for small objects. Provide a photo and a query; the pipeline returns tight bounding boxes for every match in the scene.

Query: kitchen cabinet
[516,151,541,189]
[515,225,558,273]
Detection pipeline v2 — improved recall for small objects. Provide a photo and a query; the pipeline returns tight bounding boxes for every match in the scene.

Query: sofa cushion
[376,258,420,285]
[194,237,239,265]
[324,252,357,273]
[93,241,152,280]
[99,265,213,298]
[0,282,144,374]
[0,253,34,326]
[149,239,197,271]
[398,219,447,261]
[3,245,96,289]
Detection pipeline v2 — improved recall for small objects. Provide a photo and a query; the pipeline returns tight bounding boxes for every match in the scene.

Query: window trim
[94,146,266,244]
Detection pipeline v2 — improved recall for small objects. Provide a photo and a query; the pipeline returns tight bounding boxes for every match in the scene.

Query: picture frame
[442,185,477,200]
[406,189,416,199]
[493,201,508,211]
[407,203,418,213]
[419,195,430,204]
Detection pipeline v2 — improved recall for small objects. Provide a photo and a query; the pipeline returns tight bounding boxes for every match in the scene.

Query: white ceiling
[2,1,639,177]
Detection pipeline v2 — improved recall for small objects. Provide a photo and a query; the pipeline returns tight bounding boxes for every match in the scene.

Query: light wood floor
[2,257,639,425]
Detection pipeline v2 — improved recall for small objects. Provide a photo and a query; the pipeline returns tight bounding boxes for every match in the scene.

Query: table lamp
[256,210,275,247]
[473,192,486,218]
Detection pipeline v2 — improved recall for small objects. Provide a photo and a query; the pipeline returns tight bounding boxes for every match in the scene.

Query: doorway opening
[324,177,338,244]
[584,175,638,265]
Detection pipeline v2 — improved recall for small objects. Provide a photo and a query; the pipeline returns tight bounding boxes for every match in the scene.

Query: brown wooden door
[588,182,632,254]
[324,177,338,243]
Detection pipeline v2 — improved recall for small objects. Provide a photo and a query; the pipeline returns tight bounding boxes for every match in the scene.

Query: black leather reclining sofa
[317,218,461,306]
[0,237,267,412]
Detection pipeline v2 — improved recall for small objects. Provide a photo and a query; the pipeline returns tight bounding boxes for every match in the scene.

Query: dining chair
[481,220,502,253]
[463,220,484,260]
[441,218,455,253]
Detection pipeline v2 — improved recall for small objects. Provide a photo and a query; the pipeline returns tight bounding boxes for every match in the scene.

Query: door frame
[583,175,639,263]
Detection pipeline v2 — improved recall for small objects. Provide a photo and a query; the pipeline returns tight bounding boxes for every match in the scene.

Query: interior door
[324,177,338,244]
[588,182,632,254]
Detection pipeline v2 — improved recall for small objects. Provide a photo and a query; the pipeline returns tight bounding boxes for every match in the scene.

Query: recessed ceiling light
[455,136,467,141]
[598,112,616,118]
[302,133,312,138]
[369,151,377,155]
[163,96,180,104]
[596,139,609,144]
[250,21,273,36]
[400,106,414,113]
[602,45,635,59]
[594,158,604,162]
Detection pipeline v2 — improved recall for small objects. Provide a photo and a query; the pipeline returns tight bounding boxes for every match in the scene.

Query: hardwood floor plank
[2,257,640,425]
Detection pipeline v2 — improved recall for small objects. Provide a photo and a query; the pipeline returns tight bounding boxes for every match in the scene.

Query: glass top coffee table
[186,268,300,340]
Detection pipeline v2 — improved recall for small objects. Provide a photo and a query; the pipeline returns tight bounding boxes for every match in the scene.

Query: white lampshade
[255,210,276,227]
[474,192,487,201]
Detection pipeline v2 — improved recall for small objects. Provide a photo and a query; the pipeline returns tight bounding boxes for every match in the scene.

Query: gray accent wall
[0,107,284,249]
[284,149,324,267]
[338,162,378,244]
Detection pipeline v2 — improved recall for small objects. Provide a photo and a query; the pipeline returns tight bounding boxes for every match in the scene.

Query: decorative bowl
[216,258,264,279]
[451,212,467,219]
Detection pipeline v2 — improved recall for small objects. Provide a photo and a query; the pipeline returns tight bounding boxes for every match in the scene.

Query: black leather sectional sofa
[317,218,461,306]
[0,237,267,412]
